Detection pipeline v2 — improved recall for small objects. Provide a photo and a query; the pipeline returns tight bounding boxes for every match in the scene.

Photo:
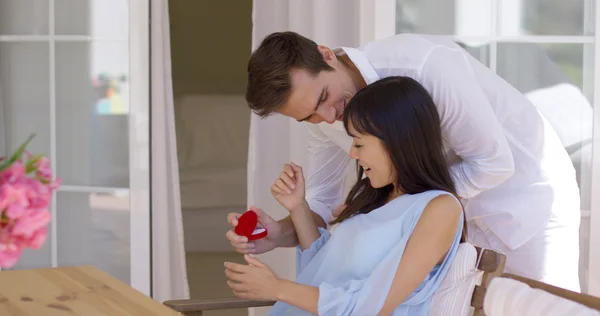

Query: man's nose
[317,107,336,124]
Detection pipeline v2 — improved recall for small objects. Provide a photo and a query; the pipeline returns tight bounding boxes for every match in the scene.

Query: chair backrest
[431,243,506,316]
[483,273,600,315]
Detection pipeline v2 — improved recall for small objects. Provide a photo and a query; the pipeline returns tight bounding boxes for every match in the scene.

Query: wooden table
[0,265,182,316]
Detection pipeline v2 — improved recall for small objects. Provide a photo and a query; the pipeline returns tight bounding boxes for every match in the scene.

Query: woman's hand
[225,255,282,301]
[271,162,306,211]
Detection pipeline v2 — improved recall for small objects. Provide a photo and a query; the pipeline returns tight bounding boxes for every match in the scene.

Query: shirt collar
[334,47,380,85]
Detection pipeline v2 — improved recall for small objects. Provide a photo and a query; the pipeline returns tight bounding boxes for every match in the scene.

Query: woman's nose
[349,147,358,159]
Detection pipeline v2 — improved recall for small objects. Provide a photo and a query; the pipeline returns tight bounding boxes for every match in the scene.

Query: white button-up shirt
[305,34,580,250]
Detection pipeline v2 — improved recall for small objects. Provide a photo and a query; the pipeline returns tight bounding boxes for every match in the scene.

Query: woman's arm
[276,280,320,314]
[225,256,321,314]
[290,199,322,250]
[271,162,327,250]
[377,194,462,315]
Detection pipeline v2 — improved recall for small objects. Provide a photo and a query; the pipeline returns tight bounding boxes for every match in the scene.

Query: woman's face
[347,121,396,189]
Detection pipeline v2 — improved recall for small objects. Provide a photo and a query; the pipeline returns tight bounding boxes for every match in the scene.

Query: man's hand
[225,207,283,254]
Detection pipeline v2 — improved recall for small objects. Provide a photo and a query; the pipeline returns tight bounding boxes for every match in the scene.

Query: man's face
[278,47,359,124]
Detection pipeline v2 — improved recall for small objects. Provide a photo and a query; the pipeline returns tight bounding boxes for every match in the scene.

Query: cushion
[484,277,600,316]
[175,94,250,209]
[431,243,482,316]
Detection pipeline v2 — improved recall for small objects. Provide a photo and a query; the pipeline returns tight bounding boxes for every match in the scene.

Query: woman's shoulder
[398,190,462,217]
[399,190,460,204]
[373,190,460,220]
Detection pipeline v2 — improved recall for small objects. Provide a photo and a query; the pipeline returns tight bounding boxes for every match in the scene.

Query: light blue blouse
[269,190,464,315]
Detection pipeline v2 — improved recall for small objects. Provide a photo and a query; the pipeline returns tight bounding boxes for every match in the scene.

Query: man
[226,32,581,291]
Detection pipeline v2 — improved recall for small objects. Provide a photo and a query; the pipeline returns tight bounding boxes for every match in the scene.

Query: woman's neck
[387,188,404,202]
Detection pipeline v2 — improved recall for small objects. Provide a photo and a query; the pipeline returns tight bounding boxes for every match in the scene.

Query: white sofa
[175,94,251,252]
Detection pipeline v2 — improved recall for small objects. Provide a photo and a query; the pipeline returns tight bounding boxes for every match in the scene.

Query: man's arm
[304,123,353,222]
[276,211,325,248]
[418,45,515,199]
[276,123,350,247]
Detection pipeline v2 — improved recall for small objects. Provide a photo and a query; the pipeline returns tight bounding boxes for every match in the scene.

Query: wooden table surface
[0,265,182,316]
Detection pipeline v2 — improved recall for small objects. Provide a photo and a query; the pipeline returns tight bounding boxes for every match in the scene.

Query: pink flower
[35,157,53,181]
[0,242,22,268]
[0,183,29,218]
[0,161,25,183]
[12,209,51,238]
[26,226,48,250]
[22,178,51,210]
[0,137,60,268]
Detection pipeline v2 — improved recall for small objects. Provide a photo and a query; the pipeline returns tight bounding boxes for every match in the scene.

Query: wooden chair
[496,273,600,312]
[163,246,506,316]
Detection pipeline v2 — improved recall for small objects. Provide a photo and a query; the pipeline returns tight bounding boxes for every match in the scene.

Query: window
[396,0,597,293]
[0,0,150,294]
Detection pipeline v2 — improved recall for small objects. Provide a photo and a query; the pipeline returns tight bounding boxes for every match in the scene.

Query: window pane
[57,191,131,284]
[456,42,491,67]
[497,43,593,291]
[499,0,592,36]
[0,0,48,35]
[55,41,130,187]
[396,0,494,36]
[55,0,129,38]
[0,42,51,158]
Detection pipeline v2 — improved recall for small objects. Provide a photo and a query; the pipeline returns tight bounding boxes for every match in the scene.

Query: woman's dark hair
[331,76,467,241]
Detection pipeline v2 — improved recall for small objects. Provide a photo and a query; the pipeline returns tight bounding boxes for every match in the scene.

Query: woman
[224,76,467,315]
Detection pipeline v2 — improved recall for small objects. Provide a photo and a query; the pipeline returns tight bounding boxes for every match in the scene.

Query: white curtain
[248,1,395,315]
[150,0,190,302]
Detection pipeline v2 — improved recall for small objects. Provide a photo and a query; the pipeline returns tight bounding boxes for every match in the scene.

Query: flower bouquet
[0,134,60,268]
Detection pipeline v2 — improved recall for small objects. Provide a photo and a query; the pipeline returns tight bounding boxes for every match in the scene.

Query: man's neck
[338,54,367,91]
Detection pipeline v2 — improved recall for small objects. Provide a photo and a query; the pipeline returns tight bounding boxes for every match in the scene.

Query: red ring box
[234,210,268,241]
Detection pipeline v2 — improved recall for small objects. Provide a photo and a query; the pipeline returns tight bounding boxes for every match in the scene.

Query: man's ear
[318,45,337,66]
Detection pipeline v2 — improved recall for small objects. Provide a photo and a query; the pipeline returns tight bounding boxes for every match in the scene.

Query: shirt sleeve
[418,46,515,199]
[295,227,331,276]
[304,123,352,224]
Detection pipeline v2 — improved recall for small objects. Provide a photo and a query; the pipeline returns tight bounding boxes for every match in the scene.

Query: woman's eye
[353,144,362,148]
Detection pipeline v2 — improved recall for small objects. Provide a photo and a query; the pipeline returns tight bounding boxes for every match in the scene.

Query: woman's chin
[368,178,382,189]
[368,177,394,189]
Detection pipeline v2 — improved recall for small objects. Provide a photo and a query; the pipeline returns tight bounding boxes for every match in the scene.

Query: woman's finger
[245,254,266,268]
[274,178,292,194]
[224,268,245,282]
[279,171,296,190]
[224,262,249,273]
[271,184,285,195]
[227,280,246,292]
[282,163,294,178]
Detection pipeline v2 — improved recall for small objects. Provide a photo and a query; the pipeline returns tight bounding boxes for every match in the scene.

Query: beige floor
[186,252,249,316]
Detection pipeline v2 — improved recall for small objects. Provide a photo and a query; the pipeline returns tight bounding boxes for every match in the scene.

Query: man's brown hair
[245,32,334,117]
